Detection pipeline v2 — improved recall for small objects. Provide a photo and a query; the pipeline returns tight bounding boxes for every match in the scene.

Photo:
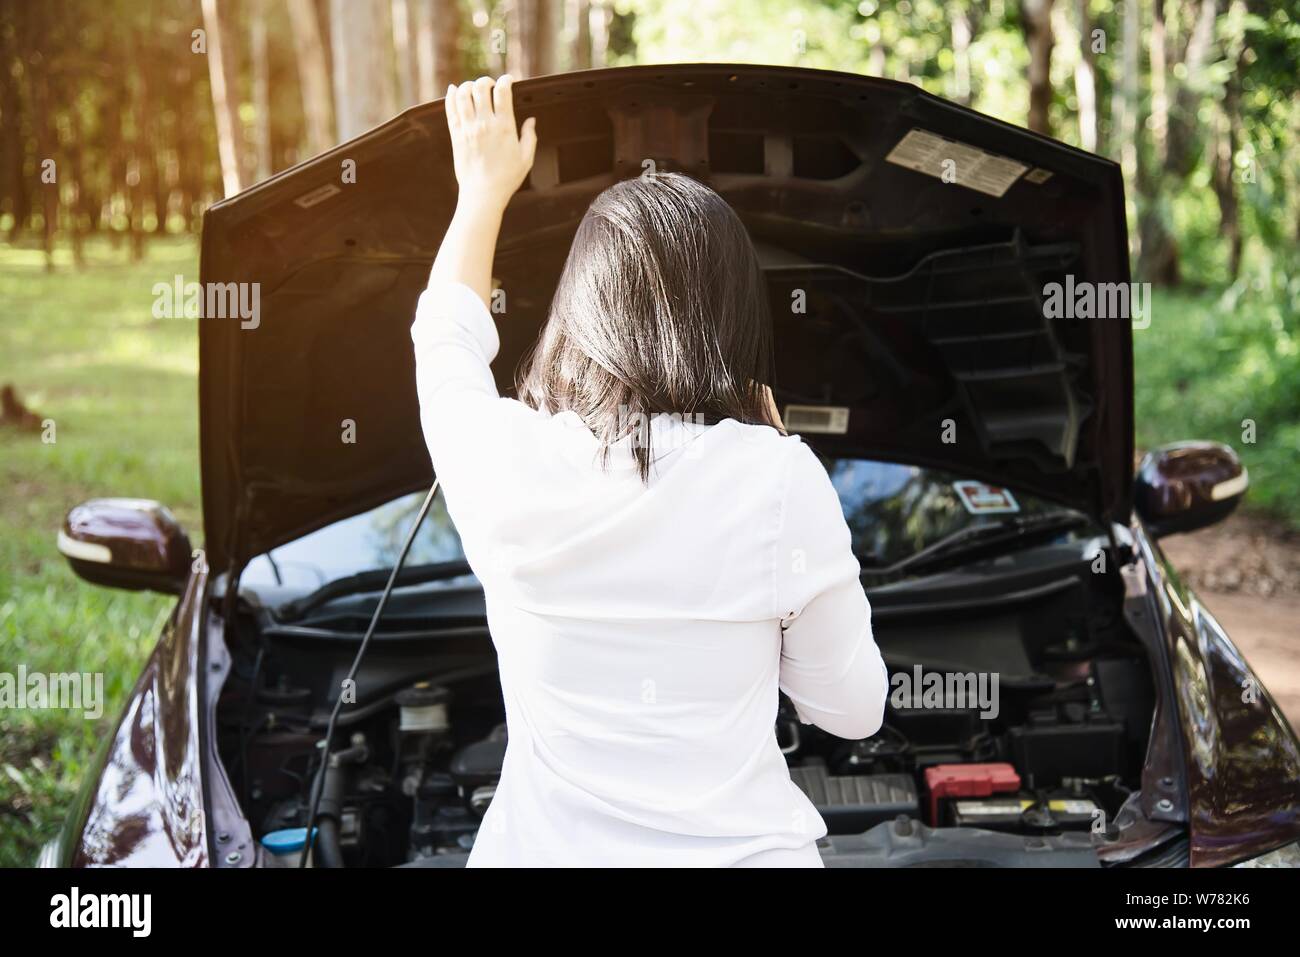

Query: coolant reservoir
[261,827,317,868]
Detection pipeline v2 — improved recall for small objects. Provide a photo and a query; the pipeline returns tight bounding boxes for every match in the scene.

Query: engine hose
[312,751,351,868]
[313,818,346,869]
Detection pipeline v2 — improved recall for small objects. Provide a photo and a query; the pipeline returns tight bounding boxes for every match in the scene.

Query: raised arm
[411,75,537,526]
[428,74,538,304]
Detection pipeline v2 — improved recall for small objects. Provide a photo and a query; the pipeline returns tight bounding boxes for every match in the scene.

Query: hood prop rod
[300,479,441,867]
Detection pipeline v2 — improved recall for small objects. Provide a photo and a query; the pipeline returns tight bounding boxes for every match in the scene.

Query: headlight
[1232,841,1300,868]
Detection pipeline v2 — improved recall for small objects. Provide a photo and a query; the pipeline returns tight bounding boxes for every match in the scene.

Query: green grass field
[1,237,1296,866]
[0,237,202,866]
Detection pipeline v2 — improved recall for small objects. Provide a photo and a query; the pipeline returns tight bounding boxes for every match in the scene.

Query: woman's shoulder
[698,421,836,501]
[710,419,817,467]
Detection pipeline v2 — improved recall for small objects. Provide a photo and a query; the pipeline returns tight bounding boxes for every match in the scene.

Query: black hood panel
[199,64,1133,574]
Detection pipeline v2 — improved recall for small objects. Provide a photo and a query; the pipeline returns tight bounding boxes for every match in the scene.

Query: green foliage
[1135,283,1300,524]
[2,0,1298,868]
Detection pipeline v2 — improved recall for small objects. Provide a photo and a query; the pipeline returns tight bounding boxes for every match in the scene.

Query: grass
[0,236,202,866]
[0,236,1296,867]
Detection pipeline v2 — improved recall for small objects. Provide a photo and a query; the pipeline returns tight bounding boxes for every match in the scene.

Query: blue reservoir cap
[261,827,317,855]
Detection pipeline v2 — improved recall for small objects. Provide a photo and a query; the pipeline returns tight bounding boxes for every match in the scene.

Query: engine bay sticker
[953,481,1020,515]
[954,801,1025,815]
[955,799,1097,814]
[783,404,850,435]
[885,128,1029,198]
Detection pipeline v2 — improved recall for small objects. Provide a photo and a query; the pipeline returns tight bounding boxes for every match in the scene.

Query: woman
[412,75,888,867]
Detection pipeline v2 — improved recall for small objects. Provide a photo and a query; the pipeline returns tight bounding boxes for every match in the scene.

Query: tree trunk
[950,4,972,107]
[413,0,436,99]
[391,0,416,108]
[1166,0,1219,177]
[0,6,28,242]
[1022,0,1054,135]
[251,0,273,182]
[136,34,169,236]
[590,0,610,68]
[432,0,461,89]
[1149,0,1168,165]
[288,0,335,154]
[124,31,147,263]
[34,47,57,270]
[201,0,247,196]
[66,75,87,267]
[569,0,592,70]
[1212,51,1245,281]
[330,0,397,141]
[1117,0,1139,187]
[174,54,200,231]
[1073,0,1097,152]
[508,0,554,78]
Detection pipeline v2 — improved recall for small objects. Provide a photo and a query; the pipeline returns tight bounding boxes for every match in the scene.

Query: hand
[445,75,538,215]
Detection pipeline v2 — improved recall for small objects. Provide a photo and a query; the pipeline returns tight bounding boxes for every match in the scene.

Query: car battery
[923,762,1020,825]
[788,762,920,834]
[946,793,1102,833]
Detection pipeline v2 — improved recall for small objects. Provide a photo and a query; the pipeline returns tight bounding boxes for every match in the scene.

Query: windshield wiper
[275,559,474,622]
[862,510,1089,579]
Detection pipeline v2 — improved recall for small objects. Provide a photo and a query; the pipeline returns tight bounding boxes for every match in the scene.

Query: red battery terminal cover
[924,763,1022,824]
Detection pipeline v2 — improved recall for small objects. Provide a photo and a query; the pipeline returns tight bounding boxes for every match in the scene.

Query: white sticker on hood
[783,404,849,435]
[886,128,1029,198]
[953,481,1020,515]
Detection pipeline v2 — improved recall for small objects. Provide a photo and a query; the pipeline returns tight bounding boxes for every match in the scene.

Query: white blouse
[411,281,888,867]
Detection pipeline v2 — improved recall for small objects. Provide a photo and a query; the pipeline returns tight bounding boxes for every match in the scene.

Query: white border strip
[1211,469,1249,502]
[57,530,113,564]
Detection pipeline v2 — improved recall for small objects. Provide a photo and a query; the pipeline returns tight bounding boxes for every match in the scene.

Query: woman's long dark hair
[516,173,779,481]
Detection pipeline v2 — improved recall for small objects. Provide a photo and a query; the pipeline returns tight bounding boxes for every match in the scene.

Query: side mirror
[1134,441,1248,538]
[58,499,193,595]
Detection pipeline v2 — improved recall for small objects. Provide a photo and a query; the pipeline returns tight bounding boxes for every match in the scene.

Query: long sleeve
[410,280,503,497]
[775,441,888,740]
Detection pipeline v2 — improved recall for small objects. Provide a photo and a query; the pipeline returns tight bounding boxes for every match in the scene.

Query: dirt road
[1159,513,1300,732]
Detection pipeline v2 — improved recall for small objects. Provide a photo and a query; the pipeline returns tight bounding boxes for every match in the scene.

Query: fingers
[493,74,516,127]
[444,83,460,134]
[471,76,495,117]
[520,115,538,168]
[454,80,476,124]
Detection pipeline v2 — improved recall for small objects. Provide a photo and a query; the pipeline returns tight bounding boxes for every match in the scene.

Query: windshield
[829,460,1085,569]
[242,491,470,591]
[242,458,1087,591]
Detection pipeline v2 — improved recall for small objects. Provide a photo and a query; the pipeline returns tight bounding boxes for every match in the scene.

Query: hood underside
[199,63,1133,575]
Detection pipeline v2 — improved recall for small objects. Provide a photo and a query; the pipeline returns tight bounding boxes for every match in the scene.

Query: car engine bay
[215,542,1177,868]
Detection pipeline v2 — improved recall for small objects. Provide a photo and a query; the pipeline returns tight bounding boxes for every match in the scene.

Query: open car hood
[199,64,1133,575]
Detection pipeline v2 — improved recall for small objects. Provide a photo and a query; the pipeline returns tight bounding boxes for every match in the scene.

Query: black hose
[314,818,345,869]
[299,480,441,868]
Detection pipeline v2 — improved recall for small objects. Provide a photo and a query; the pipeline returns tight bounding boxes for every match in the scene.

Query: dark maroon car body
[46,65,1300,869]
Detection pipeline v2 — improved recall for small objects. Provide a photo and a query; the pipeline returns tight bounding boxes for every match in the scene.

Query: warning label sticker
[953,481,1021,515]
[885,128,1030,198]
